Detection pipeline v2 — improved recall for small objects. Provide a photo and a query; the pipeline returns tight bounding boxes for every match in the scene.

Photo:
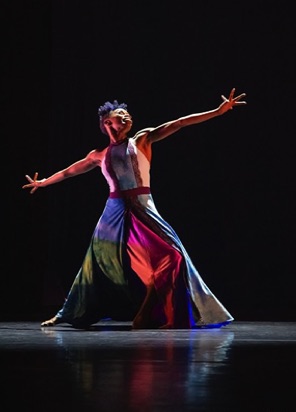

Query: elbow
[63,170,73,178]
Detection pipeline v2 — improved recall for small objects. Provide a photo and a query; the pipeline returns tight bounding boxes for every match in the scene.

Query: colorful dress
[54,137,234,328]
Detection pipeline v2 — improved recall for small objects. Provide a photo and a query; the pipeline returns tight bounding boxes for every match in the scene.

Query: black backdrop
[4,0,296,321]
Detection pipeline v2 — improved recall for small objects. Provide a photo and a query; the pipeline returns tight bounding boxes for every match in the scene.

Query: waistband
[109,186,151,198]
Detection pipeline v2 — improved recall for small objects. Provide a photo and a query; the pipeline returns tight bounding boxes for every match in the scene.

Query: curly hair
[98,100,128,135]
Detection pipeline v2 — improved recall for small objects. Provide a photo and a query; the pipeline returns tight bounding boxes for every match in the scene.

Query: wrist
[39,178,47,187]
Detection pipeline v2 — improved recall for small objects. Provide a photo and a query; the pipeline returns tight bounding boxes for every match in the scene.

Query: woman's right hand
[22,172,45,194]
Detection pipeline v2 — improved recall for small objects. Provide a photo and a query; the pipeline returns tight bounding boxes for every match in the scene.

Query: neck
[110,136,128,145]
[110,132,128,142]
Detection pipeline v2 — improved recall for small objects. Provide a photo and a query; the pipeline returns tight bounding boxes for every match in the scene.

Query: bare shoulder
[133,127,154,144]
[132,128,154,162]
[134,127,154,139]
[86,147,108,166]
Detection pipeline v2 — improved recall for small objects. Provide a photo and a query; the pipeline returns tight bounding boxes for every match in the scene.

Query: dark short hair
[98,100,128,135]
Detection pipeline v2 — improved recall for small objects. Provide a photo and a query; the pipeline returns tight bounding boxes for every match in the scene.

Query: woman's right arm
[22,149,103,194]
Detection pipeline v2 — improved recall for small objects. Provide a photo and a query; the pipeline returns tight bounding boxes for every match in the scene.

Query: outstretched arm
[22,149,103,194]
[144,88,246,144]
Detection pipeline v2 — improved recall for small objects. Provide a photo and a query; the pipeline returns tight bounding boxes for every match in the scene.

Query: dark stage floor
[1,321,295,412]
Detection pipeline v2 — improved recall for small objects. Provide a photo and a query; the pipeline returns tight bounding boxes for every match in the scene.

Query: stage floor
[1,321,295,411]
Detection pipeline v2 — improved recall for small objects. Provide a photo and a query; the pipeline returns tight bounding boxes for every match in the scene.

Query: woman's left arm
[146,88,247,143]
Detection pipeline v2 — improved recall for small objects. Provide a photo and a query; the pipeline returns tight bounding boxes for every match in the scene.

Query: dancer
[23,88,246,329]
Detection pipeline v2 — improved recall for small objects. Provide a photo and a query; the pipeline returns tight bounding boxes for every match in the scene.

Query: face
[103,108,133,136]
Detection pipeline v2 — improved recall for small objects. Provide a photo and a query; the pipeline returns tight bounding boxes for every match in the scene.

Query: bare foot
[41,316,62,327]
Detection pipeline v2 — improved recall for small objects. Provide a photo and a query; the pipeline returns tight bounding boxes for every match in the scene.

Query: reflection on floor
[1,321,295,411]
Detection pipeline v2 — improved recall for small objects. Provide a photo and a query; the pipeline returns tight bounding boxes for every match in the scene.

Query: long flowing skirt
[55,193,234,329]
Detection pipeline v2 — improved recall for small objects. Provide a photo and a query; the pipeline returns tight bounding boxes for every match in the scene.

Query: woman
[23,88,246,329]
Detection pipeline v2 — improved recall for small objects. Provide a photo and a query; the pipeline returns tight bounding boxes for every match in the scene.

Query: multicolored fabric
[55,138,234,328]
